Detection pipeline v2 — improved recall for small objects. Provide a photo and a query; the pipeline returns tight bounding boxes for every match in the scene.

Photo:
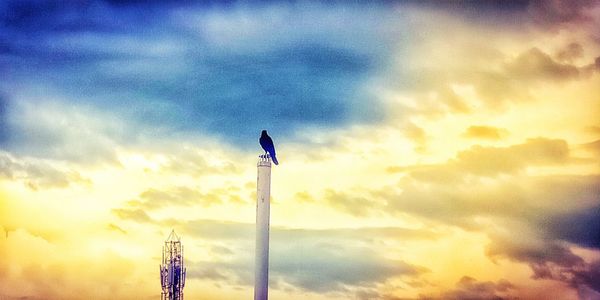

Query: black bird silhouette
[259,130,279,165]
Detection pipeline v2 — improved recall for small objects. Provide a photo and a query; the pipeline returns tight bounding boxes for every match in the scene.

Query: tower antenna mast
[160,230,186,300]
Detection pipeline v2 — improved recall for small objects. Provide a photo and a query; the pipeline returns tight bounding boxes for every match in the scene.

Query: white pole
[254,155,271,300]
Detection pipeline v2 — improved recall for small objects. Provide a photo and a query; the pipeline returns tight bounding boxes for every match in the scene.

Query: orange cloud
[462,125,507,140]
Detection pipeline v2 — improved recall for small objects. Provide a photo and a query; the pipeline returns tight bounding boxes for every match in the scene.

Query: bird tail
[271,155,279,165]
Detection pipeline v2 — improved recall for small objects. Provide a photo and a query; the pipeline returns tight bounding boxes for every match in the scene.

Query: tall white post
[254,155,271,300]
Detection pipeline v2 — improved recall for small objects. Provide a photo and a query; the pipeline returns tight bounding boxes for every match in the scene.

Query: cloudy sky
[1,0,599,299]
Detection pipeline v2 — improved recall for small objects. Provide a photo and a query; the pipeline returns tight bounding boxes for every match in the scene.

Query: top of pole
[257,154,272,167]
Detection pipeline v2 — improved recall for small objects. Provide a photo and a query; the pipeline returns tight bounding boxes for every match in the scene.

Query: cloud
[585,126,600,135]
[527,0,599,27]
[453,138,569,175]
[383,28,599,118]
[389,138,570,179]
[541,204,600,249]
[130,186,221,210]
[437,85,471,114]
[155,146,241,176]
[420,276,514,300]
[169,218,438,244]
[384,154,599,294]
[115,183,250,217]
[387,170,600,293]
[324,189,382,217]
[1,100,120,164]
[156,218,431,295]
[187,266,229,282]
[275,227,440,243]
[0,226,148,300]
[1,1,400,147]
[581,139,600,158]
[462,125,507,140]
[403,122,428,153]
[487,233,584,269]
[487,232,600,294]
[555,42,584,63]
[389,172,600,229]
[107,223,127,234]
[0,151,90,189]
[505,47,580,81]
[111,208,153,223]
[270,243,420,293]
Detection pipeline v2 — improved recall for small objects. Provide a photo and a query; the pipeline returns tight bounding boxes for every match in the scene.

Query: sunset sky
[1,0,600,299]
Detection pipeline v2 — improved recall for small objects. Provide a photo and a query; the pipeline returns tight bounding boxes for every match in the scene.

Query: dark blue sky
[0,0,533,153]
[0,0,407,150]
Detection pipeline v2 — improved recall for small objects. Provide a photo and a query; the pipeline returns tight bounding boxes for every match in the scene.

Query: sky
[1,0,599,299]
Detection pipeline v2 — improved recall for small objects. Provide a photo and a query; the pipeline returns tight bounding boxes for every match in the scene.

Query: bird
[259,130,279,165]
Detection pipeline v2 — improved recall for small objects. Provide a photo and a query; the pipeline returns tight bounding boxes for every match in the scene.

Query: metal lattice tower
[160,230,186,300]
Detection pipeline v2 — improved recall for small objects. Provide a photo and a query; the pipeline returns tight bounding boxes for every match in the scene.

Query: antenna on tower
[160,230,186,300]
